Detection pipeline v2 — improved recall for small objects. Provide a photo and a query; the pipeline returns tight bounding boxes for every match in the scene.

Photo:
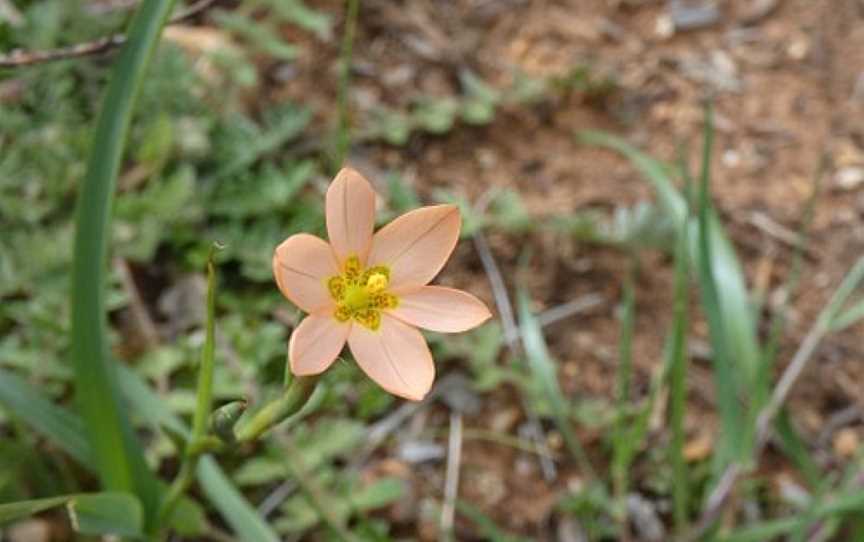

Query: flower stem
[158,249,218,526]
[234,375,320,443]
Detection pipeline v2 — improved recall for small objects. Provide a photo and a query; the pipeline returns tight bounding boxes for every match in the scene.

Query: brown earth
[253,0,864,538]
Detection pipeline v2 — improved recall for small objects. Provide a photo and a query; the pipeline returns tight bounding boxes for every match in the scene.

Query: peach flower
[273,168,492,400]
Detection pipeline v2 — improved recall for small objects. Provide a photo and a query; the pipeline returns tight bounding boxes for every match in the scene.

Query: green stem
[333,0,359,171]
[158,252,218,527]
[235,375,320,443]
[669,213,691,532]
[613,268,636,533]
[70,0,176,528]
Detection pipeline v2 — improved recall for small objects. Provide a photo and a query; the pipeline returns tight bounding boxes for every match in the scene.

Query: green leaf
[668,215,691,531]
[578,130,761,391]
[694,107,746,466]
[214,10,299,60]
[116,367,280,542]
[168,496,208,537]
[70,0,178,526]
[349,478,404,511]
[68,492,143,537]
[0,492,142,538]
[0,364,278,542]
[0,368,93,466]
[517,290,596,479]
[198,458,280,542]
[262,0,332,40]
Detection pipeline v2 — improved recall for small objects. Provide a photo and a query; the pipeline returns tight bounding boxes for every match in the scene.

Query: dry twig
[440,412,463,541]
[0,0,218,68]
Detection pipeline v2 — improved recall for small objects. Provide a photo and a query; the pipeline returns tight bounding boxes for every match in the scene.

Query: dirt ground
[272,0,864,537]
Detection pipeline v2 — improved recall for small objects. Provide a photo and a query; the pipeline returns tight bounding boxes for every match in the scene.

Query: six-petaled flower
[273,168,492,400]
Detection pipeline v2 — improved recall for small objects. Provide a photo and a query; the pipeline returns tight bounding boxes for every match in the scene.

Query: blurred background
[2,0,864,540]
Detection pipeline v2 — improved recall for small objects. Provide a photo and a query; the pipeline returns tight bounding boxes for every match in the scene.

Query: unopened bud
[209,400,247,443]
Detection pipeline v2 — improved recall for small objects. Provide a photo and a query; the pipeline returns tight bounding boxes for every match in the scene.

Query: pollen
[328,256,397,330]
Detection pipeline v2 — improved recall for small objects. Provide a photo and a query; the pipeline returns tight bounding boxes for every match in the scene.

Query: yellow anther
[326,261,396,330]
[366,272,388,293]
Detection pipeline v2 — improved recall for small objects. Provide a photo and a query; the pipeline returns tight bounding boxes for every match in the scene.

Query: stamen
[366,272,388,293]
[327,257,396,330]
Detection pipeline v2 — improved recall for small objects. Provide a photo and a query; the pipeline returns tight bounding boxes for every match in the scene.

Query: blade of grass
[197,458,280,542]
[612,269,636,529]
[668,205,692,532]
[774,410,822,489]
[695,104,746,468]
[692,256,864,539]
[70,0,177,525]
[0,369,94,467]
[116,366,281,542]
[578,130,761,396]
[517,289,597,480]
[0,492,142,537]
[0,364,279,541]
[715,488,864,542]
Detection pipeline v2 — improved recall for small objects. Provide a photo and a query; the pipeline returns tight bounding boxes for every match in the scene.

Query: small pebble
[833,428,860,458]
[835,167,864,190]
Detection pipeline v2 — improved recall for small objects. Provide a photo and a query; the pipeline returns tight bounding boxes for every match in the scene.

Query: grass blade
[668,210,691,531]
[0,365,278,541]
[612,272,636,516]
[116,366,280,542]
[0,492,142,537]
[695,105,746,467]
[197,457,280,542]
[0,368,93,466]
[517,289,597,480]
[578,130,761,393]
[716,489,864,542]
[70,0,177,524]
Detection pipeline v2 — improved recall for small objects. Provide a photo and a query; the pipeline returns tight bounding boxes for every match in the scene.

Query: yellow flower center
[327,256,398,331]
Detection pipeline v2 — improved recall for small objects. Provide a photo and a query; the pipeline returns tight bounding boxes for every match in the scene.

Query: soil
[236,0,864,538]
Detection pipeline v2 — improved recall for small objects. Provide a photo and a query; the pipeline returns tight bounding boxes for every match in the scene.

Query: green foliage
[0,492,143,537]
[362,66,613,146]
[517,290,597,479]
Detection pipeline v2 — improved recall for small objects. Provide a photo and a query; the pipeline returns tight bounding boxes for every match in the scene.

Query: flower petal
[367,204,461,290]
[389,286,491,333]
[326,167,377,265]
[273,233,339,313]
[289,313,350,376]
[347,314,435,401]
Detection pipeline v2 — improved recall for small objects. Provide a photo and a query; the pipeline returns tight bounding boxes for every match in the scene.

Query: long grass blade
[612,271,635,518]
[116,366,280,541]
[0,492,142,537]
[668,209,691,531]
[70,0,177,525]
[695,104,746,467]
[517,289,597,480]
[716,489,864,542]
[0,365,278,541]
[0,368,93,466]
[578,130,761,393]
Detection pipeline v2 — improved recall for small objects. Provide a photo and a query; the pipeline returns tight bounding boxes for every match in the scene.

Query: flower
[273,168,492,400]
